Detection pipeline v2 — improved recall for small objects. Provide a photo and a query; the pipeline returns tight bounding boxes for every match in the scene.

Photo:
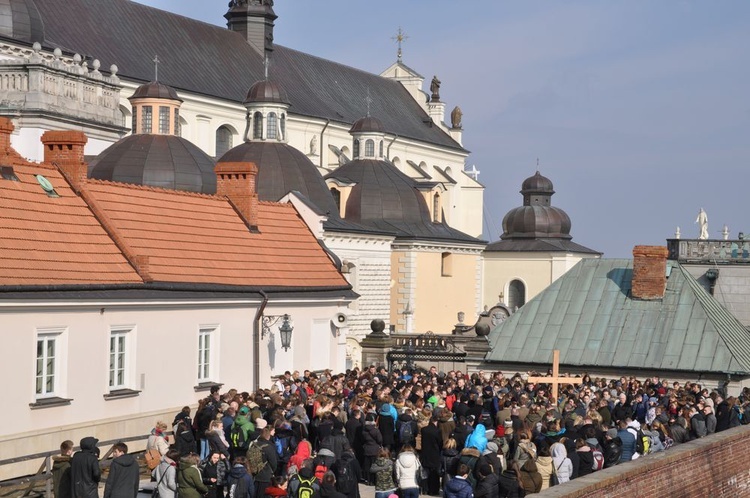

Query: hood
[179,460,195,471]
[521,460,538,472]
[551,442,567,460]
[234,415,252,428]
[113,454,137,468]
[80,437,99,451]
[577,445,591,453]
[459,448,481,459]
[585,437,600,448]
[299,467,315,479]
[379,404,392,416]
[398,413,413,423]
[294,440,312,460]
[52,455,72,465]
[229,464,249,479]
[397,451,418,468]
[293,405,306,418]
[438,410,454,423]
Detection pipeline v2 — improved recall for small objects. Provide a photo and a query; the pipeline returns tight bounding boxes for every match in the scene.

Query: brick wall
[539,425,750,497]
[632,245,669,300]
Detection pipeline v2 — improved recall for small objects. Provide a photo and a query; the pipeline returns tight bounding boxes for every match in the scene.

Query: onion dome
[500,171,572,240]
[349,116,385,134]
[88,135,216,194]
[217,141,339,216]
[0,0,44,44]
[244,79,290,105]
[130,81,183,102]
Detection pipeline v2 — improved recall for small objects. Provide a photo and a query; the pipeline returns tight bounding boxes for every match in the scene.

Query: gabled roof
[485,258,750,375]
[31,0,465,152]
[0,162,141,285]
[83,180,350,289]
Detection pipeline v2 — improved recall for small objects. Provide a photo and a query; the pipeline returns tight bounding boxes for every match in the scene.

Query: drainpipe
[320,119,330,169]
[386,134,399,161]
[253,290,269,391]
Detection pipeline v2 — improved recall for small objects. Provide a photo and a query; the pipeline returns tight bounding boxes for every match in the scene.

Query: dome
[217,141,338,215]
[521,170,554,194]
[88,135,216,194]
[244,80,290,105]
[501,205,572,240]
[129,81,183,102]
[349,116,385,134]
[0,0,44,44]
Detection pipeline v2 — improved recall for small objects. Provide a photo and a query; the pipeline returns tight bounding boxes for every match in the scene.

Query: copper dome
[244,79,290,105]
[521,170,554,194]
[129,81,183,102]
[501,205,572,239]
[349,116,385,134]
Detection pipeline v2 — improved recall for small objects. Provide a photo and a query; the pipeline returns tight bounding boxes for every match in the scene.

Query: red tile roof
[83,180,349,288]
[0,163,142,285]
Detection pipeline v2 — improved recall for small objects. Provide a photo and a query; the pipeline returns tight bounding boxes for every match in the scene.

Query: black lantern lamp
[279,314,294,351]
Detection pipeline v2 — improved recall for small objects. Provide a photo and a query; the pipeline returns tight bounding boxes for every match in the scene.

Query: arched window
[280,114,286,140]
[433,193,440,222]
[365,139,375,157]
[353,139,360,158]
[379,140,383,157]
[267,112,277,139]
[330,187,341,212]
[253,112,263,139]
[215,126,233,158]
[508,280,526,310]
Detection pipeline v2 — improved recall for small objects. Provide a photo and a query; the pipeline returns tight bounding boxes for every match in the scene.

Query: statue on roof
[430,75,441,101]
[450,106,462,129]
[696,208,709,240]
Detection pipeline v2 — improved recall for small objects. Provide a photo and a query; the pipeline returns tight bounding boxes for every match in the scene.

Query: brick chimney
[0,117,14,153]
[632,245,669,300]
[41,131,88,193]
[215,161,259,230]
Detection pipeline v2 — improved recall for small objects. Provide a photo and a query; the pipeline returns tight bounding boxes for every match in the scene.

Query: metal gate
[386,331,466,372]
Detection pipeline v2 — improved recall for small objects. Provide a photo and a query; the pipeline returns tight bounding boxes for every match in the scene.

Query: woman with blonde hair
[148,421,170,457]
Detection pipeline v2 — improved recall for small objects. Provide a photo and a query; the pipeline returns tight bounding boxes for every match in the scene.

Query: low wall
[539,425,750,498]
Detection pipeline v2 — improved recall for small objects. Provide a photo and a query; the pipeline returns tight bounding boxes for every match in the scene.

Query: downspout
[320,119,330,169]
[253,290,269,391]
[386,134,399,161]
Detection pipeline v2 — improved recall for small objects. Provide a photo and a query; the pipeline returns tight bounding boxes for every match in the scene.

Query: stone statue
[696,208,709,240]
[450,106,463,128]
[430,75,441,101]
[309,135,318,156]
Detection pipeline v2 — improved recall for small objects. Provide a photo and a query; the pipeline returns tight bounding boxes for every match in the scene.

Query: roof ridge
[86,178,221,200]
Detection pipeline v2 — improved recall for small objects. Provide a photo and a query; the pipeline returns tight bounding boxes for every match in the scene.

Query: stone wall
[539,425,750,497]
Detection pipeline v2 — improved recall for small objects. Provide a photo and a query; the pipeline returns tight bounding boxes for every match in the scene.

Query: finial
[153,55,160,81]
[391,27,409,62]
[675,226,681,239]
[365,88,373,117]
[263,55,270,80]
[722,225,730,241]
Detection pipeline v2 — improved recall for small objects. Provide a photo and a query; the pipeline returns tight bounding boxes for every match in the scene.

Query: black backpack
[230,424,248,451]
[334,458,356,494]
[399,421,415,445]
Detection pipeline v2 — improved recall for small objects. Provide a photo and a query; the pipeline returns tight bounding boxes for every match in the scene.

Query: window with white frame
[36,329,64,398]
[198,326,217,382]
[109,328,131,390]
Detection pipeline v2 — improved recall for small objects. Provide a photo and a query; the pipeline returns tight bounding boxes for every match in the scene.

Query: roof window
[36,174,59,198]
[1,166,19,181]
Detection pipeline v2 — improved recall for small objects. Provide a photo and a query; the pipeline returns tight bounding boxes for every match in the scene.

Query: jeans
[375,489,397,498]
[401,487,420,498]
[199,438,209,459]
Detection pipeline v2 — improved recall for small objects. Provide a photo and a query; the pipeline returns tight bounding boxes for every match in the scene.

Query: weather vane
[153,55,160,81]
[391,27,409,62]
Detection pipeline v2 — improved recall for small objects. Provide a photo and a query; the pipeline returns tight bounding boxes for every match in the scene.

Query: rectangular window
[174,109,180,137]
[198,326,217,382]
[441,252,453,277]
[36,334,58,397]
[159,106,170,134]
[142,106,152,134]
[131,107,137,134]
[109,329,129,389]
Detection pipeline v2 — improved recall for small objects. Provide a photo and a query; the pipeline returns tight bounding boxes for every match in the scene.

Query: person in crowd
[225,456,254,498]
[177,453,208,498]
[153,449,180,498]
[617,420,636,462]
[200,450,229,498]
[550,442,573,484]
[52,440,73,498]
[444,464,473,498]
[361,413,382,485]
[250,422,278,498]
[103,442,139,498]
[474,462,499,498]
[175,421,197,457]
[370,448,397,498]
[534,444,554,491]
[264,476,288,498]
[148,421,171,457]
[206,419,230,459]
[319,471,346,498]
[395,445,420,498]
[419,415,443,496]
[70,437,100,498]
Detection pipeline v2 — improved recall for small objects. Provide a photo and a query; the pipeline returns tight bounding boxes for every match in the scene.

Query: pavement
[136,479,379,498]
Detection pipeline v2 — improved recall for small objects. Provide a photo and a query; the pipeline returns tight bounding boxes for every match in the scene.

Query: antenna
[391,27,409,62]
[153,55,160,81]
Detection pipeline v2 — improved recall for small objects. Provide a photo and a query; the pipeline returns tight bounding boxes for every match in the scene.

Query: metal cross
[391,27,409,62]
[365,88,373,117]
[153,55,159,81]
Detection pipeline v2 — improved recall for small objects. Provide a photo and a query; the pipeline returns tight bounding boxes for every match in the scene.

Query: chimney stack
[215,161,259,230]
[41,131,88,193]
[225,0,277,57]
[0,117,14,153]
[632,245,669,300]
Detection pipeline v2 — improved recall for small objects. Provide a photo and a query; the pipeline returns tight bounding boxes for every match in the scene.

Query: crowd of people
[51,365,750,498]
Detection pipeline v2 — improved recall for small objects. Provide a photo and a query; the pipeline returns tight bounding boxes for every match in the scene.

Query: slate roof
[485,258,750,375]
[83,179,350,289]
[30,0,464,152]
[485,238,601,254]
[0,161,141,285]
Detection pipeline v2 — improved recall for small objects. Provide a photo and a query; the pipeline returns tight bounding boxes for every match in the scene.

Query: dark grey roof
[485,258,750,376]
[88,135,217,194]
[218,141,339,216]
[326,158,482,245]
[484,238,601,254]
[0,0,44,44]
[284,189,394,236]
[130,81,182,102]
[31,0,465,152]
[245,79,290,105]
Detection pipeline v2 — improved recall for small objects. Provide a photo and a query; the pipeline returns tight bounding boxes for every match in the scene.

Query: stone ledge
[29,397,72,410]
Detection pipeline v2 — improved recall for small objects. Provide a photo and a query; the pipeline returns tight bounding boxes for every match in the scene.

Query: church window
[379,140,383,157]
[508,280,526,310]
[365,139,374,157]
[215,126,233,158]
[131,107,137,134]
[174,109,180,136]
[433,193,441,222]
[280,114,286,140]
[441,252,453,277]
[36,329,64,397]
[198,326,216,382]
[141,106,153,134]
[330,187,341,213]
[267,112,278,139]
[159,106,170,134]
[253,112,263,139]
[353,139,360,158]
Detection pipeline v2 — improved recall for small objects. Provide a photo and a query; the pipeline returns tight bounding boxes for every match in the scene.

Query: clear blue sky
[137,1,750,257]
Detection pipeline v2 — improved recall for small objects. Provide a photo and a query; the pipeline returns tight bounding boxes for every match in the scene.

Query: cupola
[500,171,572,240]
[349,116,386,161]
[243,79,290,143]
[128,81,183,136]
[225,0,277,56]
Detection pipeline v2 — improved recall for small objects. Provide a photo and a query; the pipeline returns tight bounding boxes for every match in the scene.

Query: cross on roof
[392,26,409,62]
[526,350,583,403]
[365,88,373,117]
[153,55,160,81]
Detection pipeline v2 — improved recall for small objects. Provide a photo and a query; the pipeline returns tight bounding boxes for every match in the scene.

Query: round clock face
[491,307,509,326]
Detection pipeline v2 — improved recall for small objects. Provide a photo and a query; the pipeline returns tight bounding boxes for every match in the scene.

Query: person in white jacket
[550,442,574,484]
[395,445,421,498]
[152,449,179,498]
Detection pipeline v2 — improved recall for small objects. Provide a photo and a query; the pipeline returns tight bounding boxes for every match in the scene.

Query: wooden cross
[526,350,582,403]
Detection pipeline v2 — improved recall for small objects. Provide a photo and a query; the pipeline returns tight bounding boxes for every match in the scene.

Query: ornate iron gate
[386,331,466,371]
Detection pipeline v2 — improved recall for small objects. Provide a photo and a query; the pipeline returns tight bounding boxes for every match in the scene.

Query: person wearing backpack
[225,456,254,498]
[319,472,346,498]
[230,408,256,460]
[333,450,361,498]
[288,466,320,498]
[247,422,277,498]
[312,449,336,483]
[396,409,417,451]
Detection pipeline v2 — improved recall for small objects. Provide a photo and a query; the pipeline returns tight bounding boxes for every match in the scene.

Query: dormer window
[253,112,263,139]
[267,112,277,140]
[365,139,374,157]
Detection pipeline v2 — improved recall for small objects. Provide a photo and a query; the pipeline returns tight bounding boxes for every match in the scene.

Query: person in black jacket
[70,436,100,498]
[473,463,499,498]
[419,416,443,496]
[321,419,352,458]
[103,442,139,498]
[175,421,197,457]
[251,423,278,498]
[602,429,622,469]
[362,414,382,485]
[377,404,396,452]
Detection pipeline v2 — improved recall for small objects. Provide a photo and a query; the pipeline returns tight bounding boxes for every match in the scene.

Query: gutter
[386,134,399,161]
[253,290,269,392]
[320,119,330,169]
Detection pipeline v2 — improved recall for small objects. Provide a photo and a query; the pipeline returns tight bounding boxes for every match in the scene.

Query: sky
[136,1,750,258]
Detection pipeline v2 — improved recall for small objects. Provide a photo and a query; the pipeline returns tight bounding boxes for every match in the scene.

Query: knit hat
[486,442,498,453]
[255,418,268,429]
[607,428,618,439]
